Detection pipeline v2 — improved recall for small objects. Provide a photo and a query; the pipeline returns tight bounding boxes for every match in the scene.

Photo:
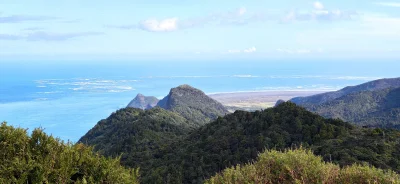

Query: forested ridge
[79,107,195,168]
[299,87,400,127]
[80,102,400,183]
[291,77,400,105]
[290,78,400,127]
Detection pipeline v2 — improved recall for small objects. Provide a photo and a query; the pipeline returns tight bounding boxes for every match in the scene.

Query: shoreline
[209,90,327,112]
[207,89,333,96]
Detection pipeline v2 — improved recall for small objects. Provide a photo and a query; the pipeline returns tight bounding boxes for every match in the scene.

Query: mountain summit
[127,93,159,110]
[157,84,229,126]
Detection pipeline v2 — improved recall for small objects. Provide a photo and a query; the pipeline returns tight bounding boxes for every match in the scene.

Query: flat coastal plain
[209,91,325,112]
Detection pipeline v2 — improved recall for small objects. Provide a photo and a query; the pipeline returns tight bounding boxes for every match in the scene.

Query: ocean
[1,59,398,141]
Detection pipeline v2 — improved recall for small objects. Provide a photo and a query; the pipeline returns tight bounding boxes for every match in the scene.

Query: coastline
[209,90,327,112]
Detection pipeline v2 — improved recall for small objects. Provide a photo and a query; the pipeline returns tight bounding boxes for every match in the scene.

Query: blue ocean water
[1,59,399,141]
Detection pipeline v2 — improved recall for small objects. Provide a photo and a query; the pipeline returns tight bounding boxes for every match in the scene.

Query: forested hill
[79,107,195,163]
[157,84,229,126]
[291,77,400,106]
[80,102,400,184]
[306,87,400,127]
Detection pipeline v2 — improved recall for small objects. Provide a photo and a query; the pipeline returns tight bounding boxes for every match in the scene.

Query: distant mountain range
[290,77,400,127]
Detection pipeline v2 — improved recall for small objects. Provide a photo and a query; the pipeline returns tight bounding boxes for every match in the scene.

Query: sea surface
[1,59,399,141]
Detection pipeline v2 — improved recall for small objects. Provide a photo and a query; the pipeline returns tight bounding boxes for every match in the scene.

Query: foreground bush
[0,122,139,183]
[205,148,400,184]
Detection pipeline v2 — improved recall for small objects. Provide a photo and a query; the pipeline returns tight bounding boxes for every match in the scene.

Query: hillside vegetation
[291,77,400,105]
[81,102,400,183]
[79,107,195,167]
[0,122,139,184]
[206,148,400,184]
[307,87,400,127]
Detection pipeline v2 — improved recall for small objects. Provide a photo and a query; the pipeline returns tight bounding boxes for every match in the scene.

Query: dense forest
[80,102,400,183]
[291,77,400,105]
[303,87,400,127]
[79,107,195,167]
[0,122,139,184]
[206,148,400,184]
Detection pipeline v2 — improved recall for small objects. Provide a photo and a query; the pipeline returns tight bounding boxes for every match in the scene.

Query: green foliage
[81,102,400,183]
[0,122,139,184]
[205,148,400,184]
[291,77,400,106]
[141,102,353,183]
[307,87,400,127]
[79,107,195,170]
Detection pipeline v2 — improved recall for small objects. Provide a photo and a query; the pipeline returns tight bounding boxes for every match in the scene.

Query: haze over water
[1,59,398,141]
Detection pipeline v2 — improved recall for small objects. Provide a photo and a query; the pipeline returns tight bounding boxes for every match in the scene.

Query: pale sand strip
[209,91,327,111]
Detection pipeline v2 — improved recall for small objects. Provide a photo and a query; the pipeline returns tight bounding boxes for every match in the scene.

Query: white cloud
[296,49,312,54]
[238,7,247,16]
[228,49,241,53]
[281,2,357,23]
[359,14,400,36]
[0,31,103,41]
[227,46,257,54]
[314,1,325,10]
[276,48,322,54]
[139,18,178,32]
[374,2,400,7]
[109,3,357,33]
[282,9,357,23]
[244,46,256,53]
[140,7,248,32]
[110,7,257,32]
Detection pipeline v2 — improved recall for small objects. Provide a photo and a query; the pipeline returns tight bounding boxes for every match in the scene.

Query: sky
[1,0,400,60]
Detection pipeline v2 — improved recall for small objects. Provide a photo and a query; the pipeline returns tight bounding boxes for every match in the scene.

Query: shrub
[0,122,139,184]
[205,148,400,184]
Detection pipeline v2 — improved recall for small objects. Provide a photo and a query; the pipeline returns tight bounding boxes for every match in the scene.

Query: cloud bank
[109,7,250,32]
[314,1,325,10]
[227,46,257,54]
[374,2,400,7]
[139,18,178,32]
[0,31,103,41]
[107,2,358,33]
[0,15,58,23]
[276,48,323,54]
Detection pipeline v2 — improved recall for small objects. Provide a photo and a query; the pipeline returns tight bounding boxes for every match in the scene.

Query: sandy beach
[209,91,326,112]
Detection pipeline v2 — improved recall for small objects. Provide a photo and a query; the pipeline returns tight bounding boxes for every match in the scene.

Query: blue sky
[1,0,400,60]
